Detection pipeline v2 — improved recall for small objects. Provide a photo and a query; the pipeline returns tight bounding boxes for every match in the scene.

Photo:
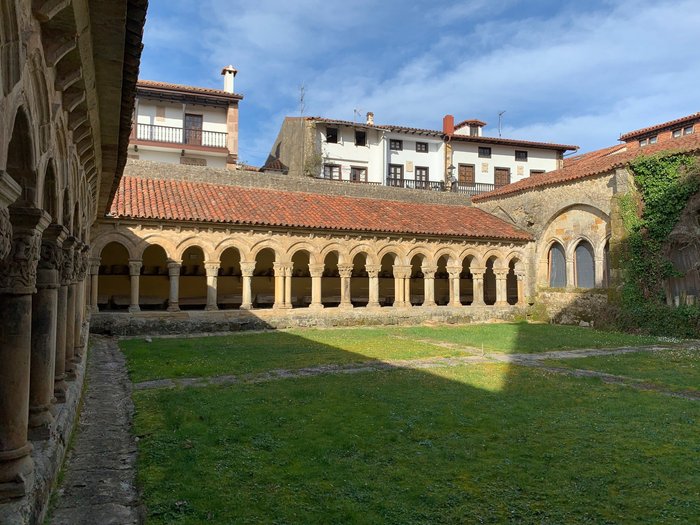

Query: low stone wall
[90,306,529,336]
[537,289,613,326]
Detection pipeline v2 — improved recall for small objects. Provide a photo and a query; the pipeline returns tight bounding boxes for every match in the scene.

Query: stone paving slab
[49,336,143,525]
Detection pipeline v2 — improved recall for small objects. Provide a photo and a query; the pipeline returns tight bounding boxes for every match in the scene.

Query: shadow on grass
[127,316,700,525]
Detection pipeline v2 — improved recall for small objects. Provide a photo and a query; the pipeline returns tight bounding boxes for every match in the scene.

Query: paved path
[50,336,142,525]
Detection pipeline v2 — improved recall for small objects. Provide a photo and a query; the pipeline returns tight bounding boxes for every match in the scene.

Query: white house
[128,66,243,168]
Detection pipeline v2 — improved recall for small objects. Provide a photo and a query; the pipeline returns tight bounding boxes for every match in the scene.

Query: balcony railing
[134,123,228,149]
[317,176,382,185]
[387,178,445,191]
[454,182,496,197]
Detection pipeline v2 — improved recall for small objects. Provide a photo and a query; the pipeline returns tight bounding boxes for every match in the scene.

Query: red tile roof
[472,131,700,202]
[449,134,578,152]
[137,80,243,100]
[619,112,700,141]
[455,119,487,129]
[110,176,532,241]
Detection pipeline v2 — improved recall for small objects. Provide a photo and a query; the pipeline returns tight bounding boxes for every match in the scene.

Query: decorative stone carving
[128,260,142,276]
[0,208,51,294]
[421,265,437,279]
[38,224,68,271]
[0,207,12,261]
[308,263,325,278]
[239,261,255,277]
[60,237,76,286]
[337,263,354,279]
[365,264,381,277]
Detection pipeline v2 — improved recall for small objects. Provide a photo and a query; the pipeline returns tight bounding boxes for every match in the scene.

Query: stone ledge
[90,306,529,336]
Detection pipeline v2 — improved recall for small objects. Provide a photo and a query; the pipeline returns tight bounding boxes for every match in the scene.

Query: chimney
[221,65,238,93]
[443,114,455,135]
[366,112,374,126]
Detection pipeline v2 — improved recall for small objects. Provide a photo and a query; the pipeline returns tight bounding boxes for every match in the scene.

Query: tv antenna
[353,108,363,123]
[498,110,506,137]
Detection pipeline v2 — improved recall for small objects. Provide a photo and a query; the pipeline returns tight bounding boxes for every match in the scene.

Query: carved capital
[204,262,220,277]
[128,259,142,276]
[365,264,381,277]
[392,264,412,279]
[470,266,486,279]
[89,257,101,275]
[60,236,76,285]
[308,263,325,278]
[446,264,461,278]
[0,206,11,261]
[494,269,509,279]
[338,263,354,279]
[0,207,51,294]
[239,261,256,277]
[167,261,182,277]
[38,224,68,271]
[421,265,438,279]
[273,262,292,277]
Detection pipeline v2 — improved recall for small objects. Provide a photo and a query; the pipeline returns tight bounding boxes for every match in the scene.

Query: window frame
[326,127,339,144]
[478,146,492,158]
[415,141,429,153]
[322,163,341,180]
[530,169,545,176]
[388,163,404,185]
[350,166,367,182]
[355,130,367,147]
[390,139,403,151]
[515,150,528,162]
[458,163,475,185]
[494,167,511,187]
[684,125,695,135]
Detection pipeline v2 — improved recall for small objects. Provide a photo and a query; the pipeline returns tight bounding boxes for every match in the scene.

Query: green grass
[392,323,660,353]
[133,362,700,524]
[545,346,700,392]
[121,324,663,383]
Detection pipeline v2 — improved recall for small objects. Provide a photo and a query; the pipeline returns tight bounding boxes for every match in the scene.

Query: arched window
[575,241,595,288]
[548,243,566,287]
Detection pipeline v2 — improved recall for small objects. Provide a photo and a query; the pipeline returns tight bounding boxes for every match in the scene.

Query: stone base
[89,305,530,336]
[127,305,140,313]
[166,304,180,312]
[53,380,68,403]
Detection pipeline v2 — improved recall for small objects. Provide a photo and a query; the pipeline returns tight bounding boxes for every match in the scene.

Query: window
[322,164,341,180]
[415,166,429,188]
[355,130,366,146]
[390,139,403,151]
[388,164,404,186]
[548,242,567,287]
[575,241,595,288]
[494,167,511,187]
[478,147,491,158]
[326,127,338,143]
[416,142,428,153]
[469,125,479,137]
[458,164,475,185]
[184,114,203,146]
[673,129,682,138]
[684,125,694,135]
[350,166,367,182]
[530,169,545,176]
[649,135,658,144]
[515,150,528,161]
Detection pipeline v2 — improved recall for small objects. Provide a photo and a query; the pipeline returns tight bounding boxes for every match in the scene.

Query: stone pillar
[392,265,411,307]
[566,256,575,289]
[166,261,181,312]
[404,270,412,307]
[446,265,462,307]
[128,259,142,312]
[0,207,50,500]
[88,257,100,313]
[515,270,527,306]
[470,267,486,306]
[594,256,604,288]
[64,244,79,379]
[73,246,89,359]
[283,263,293,308]
[308,263,324,309]
[366,264,381,308]
[421,265,437,307]
[494,269,509,306]
[204,262,219,311]
[338,263,354,309]
[58,237,75,385]
[29,224,66,440]
[272,262,284,309]
[239,261,255,310]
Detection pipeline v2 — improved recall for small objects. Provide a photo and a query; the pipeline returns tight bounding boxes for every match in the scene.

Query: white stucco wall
[318,125,386,183]
[385,132,444,184]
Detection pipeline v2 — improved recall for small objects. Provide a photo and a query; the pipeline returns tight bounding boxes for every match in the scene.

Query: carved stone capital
[38,224,68,271]
[60,236,76,286]
[239,261,256,277]
[0,206,12,261]
[89,257,101,275]
[494,269,509,279]
[470,266,487,279]
[365,264,381,277]
[128,260,142,276]
[515,271,526,281]
[337,263,354,278]
[421,265,438,279]
[204,262,220,277]
[392,264,412,279]
[167,261,182,276]
[446,264,462,278]
[308,263,325,278]
[273,262,292,277]
[0,207,51,294]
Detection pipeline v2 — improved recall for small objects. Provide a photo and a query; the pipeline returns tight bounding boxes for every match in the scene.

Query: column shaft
[447,265,461,307]
[64,283,76,379]
[240,262,255,310]
[204,263,219,311]
[338,263,353,309]
[308,264,324,309]
[167,262,181,312]
[366,265,381,308]
[471,268,486,306]
[54,284,68,401]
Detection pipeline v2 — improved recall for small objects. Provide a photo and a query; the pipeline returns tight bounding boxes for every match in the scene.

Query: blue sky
[139,0,700,166]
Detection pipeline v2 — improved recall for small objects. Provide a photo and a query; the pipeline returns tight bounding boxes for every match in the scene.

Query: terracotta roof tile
[473,132,700,202]
[619,112,700,140]
[110,176,532,241]
[137,79,243,100]
[449,134,578,151]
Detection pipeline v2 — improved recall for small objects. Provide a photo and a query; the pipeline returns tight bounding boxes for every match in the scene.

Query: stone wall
[536,289,614,326]
[123,159,473,206]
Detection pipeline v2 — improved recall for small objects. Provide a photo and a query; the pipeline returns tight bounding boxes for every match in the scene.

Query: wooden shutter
[458,164,475,185]
[494,167,511,187]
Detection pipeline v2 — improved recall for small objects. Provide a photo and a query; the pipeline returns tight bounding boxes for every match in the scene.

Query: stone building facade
[0,0,145,522]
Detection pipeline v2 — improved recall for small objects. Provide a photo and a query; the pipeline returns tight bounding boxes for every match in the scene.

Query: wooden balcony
[131,123,228,151]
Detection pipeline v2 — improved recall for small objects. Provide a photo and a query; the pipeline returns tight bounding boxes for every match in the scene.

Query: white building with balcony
[128,66,242,168]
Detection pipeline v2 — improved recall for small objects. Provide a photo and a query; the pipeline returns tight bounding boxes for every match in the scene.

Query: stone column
[566,256,575,289]
[88,257,100,313]
[308,263,325,309]
[392,265,410,307]
[365,264,381,308]
[515,270,527,306]
[282,263,293,308]
[166,261,181,312]
[404,269,412,307]
[0,206,50,500]
[239,261,255,310]
[494,269,509,306]
[446,264,462,307]
[338,263,354,309]
[58,237,75,384]
[421,265,437,307]
[204,262,219,311]
[29,224,66,440]
[64,243,80,379]
[73,246,89,359]
[272,262,284,309]
[128,259,142,312]
[470,267,486,306]
[594,256,604,288]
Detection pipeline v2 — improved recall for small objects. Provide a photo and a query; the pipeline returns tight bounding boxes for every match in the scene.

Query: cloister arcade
[91,226,530,314]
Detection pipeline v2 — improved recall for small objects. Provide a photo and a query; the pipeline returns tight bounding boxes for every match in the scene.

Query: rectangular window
[416,142,428,153]
[388,164,404,186]
[478,146,492,158]
[322,164,341,180]
[415,167,429,188]
[639,138,648,147]
[326,127,338,143]
[515,150,528,161]
[673,129,682,138]
[458,164,475,185]
[184,113,203,146]
[390,139,403,151]
[684,125,694,135]
[530,169,545,176]
[355,130,366,146]
[494,167,511,187]
[350,166,367,182]
[649,135,658,144]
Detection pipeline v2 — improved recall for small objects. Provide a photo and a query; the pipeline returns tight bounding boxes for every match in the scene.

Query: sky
[139,0,700,167]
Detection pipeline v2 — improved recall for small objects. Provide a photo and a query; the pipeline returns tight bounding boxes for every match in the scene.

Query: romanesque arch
[140,244,169,310]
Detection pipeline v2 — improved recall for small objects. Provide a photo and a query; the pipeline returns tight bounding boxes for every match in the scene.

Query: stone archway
[140,244,169,310]
[179,246,207,309]
[291,250,311,308]
[253,248,276,308]
[218,246,242,309]
[351,252,369,307]
[322,251,341,307]
[379,253,397,307]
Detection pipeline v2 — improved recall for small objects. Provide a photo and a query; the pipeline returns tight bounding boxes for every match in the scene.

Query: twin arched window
[548,240,596,288]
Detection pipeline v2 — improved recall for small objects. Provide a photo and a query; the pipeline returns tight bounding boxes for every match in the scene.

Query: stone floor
[49,336,142,525]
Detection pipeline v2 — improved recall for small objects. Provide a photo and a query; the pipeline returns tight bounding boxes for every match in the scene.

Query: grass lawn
[133,361,700,524]
[545,346,700,392]
[121,323,662,383]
